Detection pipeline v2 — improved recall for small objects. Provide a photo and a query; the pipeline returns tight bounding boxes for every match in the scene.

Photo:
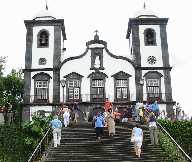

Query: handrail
[27,127,52,162]
[157,121,192,162]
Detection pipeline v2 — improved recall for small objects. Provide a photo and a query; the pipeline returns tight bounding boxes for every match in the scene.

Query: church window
[64,72,83,102]
[147,79,160,98]
[116,80,128,100]
[67,80,80,101]
[91,79,104,101]
[37,30,49,48]
[88,71,107,102]
[32,72,52,103]
[144,71,162,102]
[144,28,156,46]
[35,81,49,101]
[112,71,131,101]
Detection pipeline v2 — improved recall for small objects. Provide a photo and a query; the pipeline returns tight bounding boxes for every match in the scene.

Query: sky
[0,0,192,116]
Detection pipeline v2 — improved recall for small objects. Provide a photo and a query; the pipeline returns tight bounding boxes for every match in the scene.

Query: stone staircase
[44,122,169,162]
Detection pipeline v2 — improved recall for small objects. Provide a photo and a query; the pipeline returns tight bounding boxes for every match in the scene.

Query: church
[23,5,175,121]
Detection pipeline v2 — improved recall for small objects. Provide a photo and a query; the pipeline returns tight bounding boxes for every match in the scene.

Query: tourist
[106,109,115,136]
[151,101,160,117]
[131,124,143,158]
[122,109,128,123]
[181,110,189,121]
[104,98,113,112]
[127,106,133,121]
[63,108,70,127]
[50,115,62,148]
[114,107,121,123]
[135,101,144,122]
[73,102,80,123]
[148,112,158,145]
[94,112,105,141]
[138,107,144,124]
[174,102,181,120]
[158,109,167,119]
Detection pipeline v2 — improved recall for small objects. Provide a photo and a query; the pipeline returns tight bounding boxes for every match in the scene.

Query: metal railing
[157,121,192,162]
[27,127,52,162]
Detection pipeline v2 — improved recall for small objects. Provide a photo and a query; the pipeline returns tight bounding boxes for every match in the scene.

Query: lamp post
[138,78,144,101]
[60,79,66,103]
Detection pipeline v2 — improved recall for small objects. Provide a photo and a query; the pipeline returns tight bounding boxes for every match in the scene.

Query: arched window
[88,71,108,102]
[144,71,163,102]
[144,28,156,46]
[64,72,83,102]
[111,71,131,101]
[32,72,52,103]
[37,30,49,48]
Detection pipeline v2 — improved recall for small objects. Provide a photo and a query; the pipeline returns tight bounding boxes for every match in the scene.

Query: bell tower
[126,5,174,117]
[23,9,66,120]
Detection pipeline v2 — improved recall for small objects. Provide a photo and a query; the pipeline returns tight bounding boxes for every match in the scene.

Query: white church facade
[23,6,175,120]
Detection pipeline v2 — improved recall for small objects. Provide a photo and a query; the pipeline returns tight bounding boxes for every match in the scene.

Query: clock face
[147,56,157,65]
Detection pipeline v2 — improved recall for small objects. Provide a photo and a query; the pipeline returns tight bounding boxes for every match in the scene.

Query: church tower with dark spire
[126,4,174,116]
[23,7,66,120]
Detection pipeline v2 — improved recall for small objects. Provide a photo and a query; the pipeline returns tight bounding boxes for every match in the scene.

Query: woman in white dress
[131,124,143,158]
[106,109,115,136]
[63,109,70,127]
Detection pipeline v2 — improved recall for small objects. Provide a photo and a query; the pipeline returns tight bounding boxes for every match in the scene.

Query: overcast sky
[0,0,192,116]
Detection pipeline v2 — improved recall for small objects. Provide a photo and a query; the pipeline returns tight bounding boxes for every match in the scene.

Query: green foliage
[159,131,187,162]
[0,67,24,124]
[0,56,7,77]
[23,115,52,147]
[0,125,31,162]
[158,119,192,160]
[0,115,53,162]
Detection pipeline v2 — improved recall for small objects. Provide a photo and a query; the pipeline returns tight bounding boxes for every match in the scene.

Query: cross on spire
[94,30,99,40]
[143,1,146,9]
[94,30,99,35]
[45,0,48,10]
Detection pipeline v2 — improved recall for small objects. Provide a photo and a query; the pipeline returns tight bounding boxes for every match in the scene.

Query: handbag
[131,136,134,143]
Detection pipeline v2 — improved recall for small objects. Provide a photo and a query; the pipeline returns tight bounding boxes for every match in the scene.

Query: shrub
[158,119,192,160]
[0,115,53,162]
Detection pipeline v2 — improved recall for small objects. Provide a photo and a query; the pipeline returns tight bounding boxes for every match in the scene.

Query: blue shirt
[95,115,105,128]
[152,103,159,112]
[50,119,62,129]
[133,127,143,138]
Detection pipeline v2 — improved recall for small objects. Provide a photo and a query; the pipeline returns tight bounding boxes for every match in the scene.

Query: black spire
[94,30,99,40]
[45,0,48,10]
[143,1,146,9]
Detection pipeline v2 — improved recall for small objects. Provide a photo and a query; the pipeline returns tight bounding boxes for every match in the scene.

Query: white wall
[32,26,54,69]
[139,25,163,67]
[60,48,136,102]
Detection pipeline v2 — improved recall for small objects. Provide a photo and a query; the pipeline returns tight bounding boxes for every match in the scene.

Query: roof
[134,5,158,18]
[33,10,56,20]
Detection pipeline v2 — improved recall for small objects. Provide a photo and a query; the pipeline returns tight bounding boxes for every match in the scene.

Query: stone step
[45,123,168,162]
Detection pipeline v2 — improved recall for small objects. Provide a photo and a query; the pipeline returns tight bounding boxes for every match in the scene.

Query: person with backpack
[151,101,160,117]
[50,115,62,148]
[148,112,158,145]
[94,112,105,141]
[131,124,143,158]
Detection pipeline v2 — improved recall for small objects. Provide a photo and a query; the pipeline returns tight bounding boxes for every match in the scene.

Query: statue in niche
[94,55,100,69]
[90,47,104,70]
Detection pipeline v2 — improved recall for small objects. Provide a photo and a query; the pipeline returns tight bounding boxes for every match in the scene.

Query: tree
[0,58,24,124]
